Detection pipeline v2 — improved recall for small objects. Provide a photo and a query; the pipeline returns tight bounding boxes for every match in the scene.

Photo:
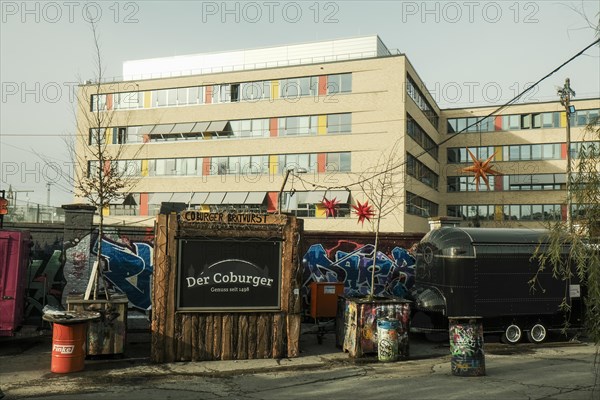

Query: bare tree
[356,141,406,300]
[69,19,144,300]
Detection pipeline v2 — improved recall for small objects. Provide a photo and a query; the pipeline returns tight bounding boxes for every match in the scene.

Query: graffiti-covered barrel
[449,317,485,377]
[377,318,399,362]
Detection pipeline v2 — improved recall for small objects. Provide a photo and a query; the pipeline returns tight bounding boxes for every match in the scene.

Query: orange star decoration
[321,197,340,218]
[352,200,375,226]
[461,148,502,191]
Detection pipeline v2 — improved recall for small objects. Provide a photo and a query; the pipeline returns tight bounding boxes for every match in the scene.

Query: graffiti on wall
[97,236,153,310]
[26,243,64,318]
[302,240,416,306]
[25,229,154,321]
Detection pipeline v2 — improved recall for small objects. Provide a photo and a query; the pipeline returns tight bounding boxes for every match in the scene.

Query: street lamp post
[278,167,307,215]
[558,78,576,231]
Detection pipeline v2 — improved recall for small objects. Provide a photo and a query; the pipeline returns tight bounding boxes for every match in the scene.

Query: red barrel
[51,322,87,373]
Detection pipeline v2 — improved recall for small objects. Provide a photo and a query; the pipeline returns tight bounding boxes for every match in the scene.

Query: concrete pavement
[0,323,597,399]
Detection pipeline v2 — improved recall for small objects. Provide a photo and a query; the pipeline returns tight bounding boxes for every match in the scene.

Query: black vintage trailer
[411,227,584,344]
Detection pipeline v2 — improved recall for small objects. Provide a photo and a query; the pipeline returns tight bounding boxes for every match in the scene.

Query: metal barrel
[377,317,399,362]
[50,322,87,374]
[449,317,486,377]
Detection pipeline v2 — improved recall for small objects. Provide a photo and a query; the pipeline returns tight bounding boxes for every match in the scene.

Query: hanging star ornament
[461,148,502,191]
[321,197,340,218]
[352,200,375,226]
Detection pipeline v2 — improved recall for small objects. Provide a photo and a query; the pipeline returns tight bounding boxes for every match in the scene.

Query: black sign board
[177,239,282,311]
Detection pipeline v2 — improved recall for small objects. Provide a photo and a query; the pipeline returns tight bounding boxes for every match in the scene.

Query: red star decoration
[461,148,502,192]
[352,200,375,226]
[321,197,340,218]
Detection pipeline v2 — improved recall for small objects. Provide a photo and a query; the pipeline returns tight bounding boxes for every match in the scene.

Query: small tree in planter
[69,18,143,300]
[355,141,406,300]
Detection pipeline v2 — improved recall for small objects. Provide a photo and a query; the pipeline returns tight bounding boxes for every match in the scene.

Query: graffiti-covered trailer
[412,227,583,344]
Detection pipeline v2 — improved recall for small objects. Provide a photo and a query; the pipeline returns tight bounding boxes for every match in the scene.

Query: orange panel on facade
[205,86,212,104]
[317,154,327,173]
[106,94,113,110]
[270,118,278,137]
[318,76,327,96]
[561,143,567,159]
[203,158,211,175]
[494,176,503,191]
[139,193,149,216]
[494,116,502,131]
[267,192,278,212]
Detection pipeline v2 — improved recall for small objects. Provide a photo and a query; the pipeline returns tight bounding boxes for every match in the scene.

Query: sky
[1,0,599,207]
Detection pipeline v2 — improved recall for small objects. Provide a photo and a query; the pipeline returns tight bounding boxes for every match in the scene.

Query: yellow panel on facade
[494,205,503,222]
[269,155,278,175]
[200,205,210,212]
[317,115,327,135]
[315,204,326,218]
[560,112,567,127]
[102,205,110,216]
[271,81,279,100]
[106,129,113,144]
[494,146,503,161]
[144,92,151,108]
[141,160,148,177]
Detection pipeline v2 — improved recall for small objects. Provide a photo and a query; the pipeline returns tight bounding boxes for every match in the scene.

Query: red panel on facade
[318,76,327,96]
[494,175,503,191]
[561,143,567,159]
[205,86,212,104]
[494,116,502,131]
[139,193,149,216]
[267,192,278,212]
[0,230,32,336]
[318,154,327,173]
[270,118,278,137]
[561,204,567,221]
[203,158,211,176]
[106,94,113,110]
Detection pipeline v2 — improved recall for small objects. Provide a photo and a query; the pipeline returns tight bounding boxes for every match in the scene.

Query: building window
[90,94,107,111]
[280,77,318,98]
[327,113,352,134]
[279,116,319,136]
[88,128,106,145]
[406,192,438,217]
[407,153,438,190]
[278,153,317,174]
[407,115,438,159]
[327,73,352,94]
[406,75,439,129]
[240,81,270,101]
[325,152,351,172]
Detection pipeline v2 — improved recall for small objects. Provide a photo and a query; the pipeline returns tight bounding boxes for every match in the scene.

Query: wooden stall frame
[152,212,303,362]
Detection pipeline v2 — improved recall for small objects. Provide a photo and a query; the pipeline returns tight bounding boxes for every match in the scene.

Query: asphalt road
[1,329,598,399]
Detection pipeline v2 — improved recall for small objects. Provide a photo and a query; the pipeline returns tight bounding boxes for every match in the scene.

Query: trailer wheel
[526,323,547,344]
[501,324,522,344]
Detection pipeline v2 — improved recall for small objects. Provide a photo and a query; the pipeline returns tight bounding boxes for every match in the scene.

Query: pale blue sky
[1,0,599,206]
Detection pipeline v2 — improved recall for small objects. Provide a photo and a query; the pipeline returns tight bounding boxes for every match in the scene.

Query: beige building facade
[74,35,600,233]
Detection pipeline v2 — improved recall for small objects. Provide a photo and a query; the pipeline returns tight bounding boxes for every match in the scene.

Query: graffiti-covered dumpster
[0,230,32,336]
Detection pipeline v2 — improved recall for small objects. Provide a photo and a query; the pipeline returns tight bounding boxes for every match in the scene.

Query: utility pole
[46,182,52,206]
[558,78,576,231]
